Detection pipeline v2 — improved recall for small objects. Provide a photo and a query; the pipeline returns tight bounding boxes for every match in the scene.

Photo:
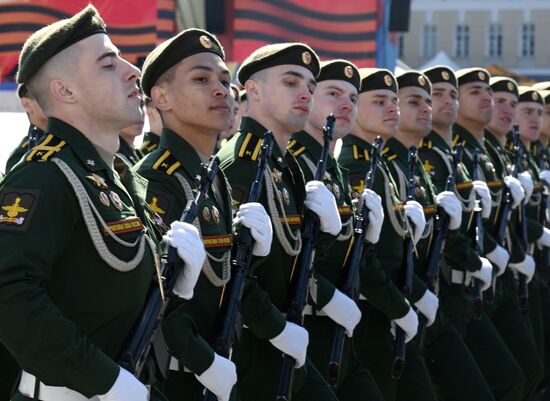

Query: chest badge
[202,207,211,222]
[99,192,110,207]
[211,206,220,224]
[109,191,123,211]
[86,173,108,189]
[272,168,283,184]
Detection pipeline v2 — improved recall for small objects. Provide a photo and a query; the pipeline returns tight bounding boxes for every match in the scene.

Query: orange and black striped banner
[0,0,176,80]
[233,0,379,67]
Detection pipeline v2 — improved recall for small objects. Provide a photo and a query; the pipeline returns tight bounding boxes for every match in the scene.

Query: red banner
[0,0,166,82]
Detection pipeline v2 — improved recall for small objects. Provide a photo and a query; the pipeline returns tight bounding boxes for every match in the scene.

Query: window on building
[520,23,535,57]
[455,24,470,58]
[397,34,405,58]
[487,24,502,58]
[422,25,436,59]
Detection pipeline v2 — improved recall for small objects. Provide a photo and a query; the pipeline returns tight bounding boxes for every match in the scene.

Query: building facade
[400,0,550,79]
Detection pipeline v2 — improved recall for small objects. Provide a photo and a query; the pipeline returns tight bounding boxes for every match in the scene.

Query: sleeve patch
[146,190,175,225]
[0,188,40,232]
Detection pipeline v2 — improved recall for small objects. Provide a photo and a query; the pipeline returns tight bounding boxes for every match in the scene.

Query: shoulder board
[287,139,307,157]
[140,140,158,153]
[152,150,181,176]
[26,134,66,162]
[382,146,397,161]
[504,140,514,152]
[419,138,433,149]
[237,132,262,161]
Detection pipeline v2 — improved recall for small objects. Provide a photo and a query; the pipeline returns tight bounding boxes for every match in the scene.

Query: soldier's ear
[50,79,76,104]
[245,79,260,102]
[151,85,171,112]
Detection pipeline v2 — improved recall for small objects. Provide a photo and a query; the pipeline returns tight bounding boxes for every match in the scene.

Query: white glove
[518,171,534,204]
[235,202,273,257]
[436,191,462,230]
[320,289,362,337]
[98,367,148,401]
[537,227,550,248]
[413,290,439,327]
[540,169,550,186]
[509,255,536,283]
[269,322,309,368]
[195,353,237,401]
[403,200,426,244]
[485,244,510,276]
[472,180,492,219]
[164,221,206,300]
[467,257,493,291]
[391,307,419,343]
[504,176,525,209]
[304,180,342,236]
[361,189,384,244]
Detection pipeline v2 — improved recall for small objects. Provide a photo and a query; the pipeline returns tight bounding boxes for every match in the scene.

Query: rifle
[535,141,550,283]
[415,144,463,347]
[275,114,335,401]
[118,156,220,377]
[327,136,383,387]
[488,125,522,303]
[391,146,418,380]
[203,132,274,401]
[513,135,529,310]
[470,149,484,320]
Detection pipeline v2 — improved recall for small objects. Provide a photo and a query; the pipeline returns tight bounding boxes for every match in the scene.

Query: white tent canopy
[420,51,460,71]
[394,58,412,75]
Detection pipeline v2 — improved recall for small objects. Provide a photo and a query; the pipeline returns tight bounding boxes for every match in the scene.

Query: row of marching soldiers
[2,4,550,401]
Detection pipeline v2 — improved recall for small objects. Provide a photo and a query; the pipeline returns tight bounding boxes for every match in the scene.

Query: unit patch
[0,188,40,232]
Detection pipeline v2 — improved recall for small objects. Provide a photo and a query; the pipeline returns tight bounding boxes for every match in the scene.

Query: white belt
[168,356,192,373]
[450,269,472,286]
[19,371,99,401]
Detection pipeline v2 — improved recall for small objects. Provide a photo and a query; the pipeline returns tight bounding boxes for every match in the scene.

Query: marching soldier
[287,59,384,400]
[137,28,275,401]
[5,84,48,173]
[337,69,423,401]
[453,67,526,401]
[217,43,341,401]
[139,97,163,156]
[0,6,206,400]
[416,65,496,401]
[484,77,544,401]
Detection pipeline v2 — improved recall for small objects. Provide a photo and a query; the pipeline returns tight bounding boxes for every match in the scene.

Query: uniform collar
[422,131,451,152]
[484,129,503,150]
[453,123,485,151]
[159,128,206,180]
[291,130,337,169]
[46,117,114,176]
[341,133,373,150]
[239,116,288,168]
[385,137,410,163]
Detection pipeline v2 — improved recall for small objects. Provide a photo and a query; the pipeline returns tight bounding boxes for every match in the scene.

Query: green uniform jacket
[141,132,161,156]
[0,118,161,397]
[5,125,44,173]
[134,128,234,374]
[383,137,441,298]
[453,124,503,256]
[216,117,336,338]
[418,131,482,274]
[337,134,412,318]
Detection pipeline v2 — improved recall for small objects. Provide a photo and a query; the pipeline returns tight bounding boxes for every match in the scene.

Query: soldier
[416,65,496,401]
[0,6,205,400]
[216,43,341,401]
[484,77,544,401]
[139,97,163,156]
[287,59,384,400]
[5,84,48,173]
[337,69,423,401]
[453,67,526,401]
[510,87,550,359]
[137,28,275,401]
